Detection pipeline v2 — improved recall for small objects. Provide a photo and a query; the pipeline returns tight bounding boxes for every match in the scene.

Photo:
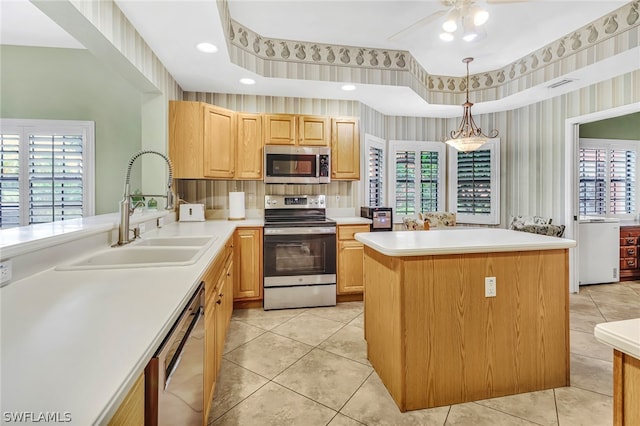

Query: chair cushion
[402,217,425,230]
[420,212,456,228]
[513,223,565,237]
[509,215,552,229]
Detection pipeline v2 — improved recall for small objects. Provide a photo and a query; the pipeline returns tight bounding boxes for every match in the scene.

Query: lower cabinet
[233,227,263,301]
[620,225,640,281]
[108,373,144,426]
[337,225,370,295]
[204,236,234,422]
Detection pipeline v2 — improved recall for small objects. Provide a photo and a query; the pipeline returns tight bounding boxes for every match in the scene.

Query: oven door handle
[264,227,336,235]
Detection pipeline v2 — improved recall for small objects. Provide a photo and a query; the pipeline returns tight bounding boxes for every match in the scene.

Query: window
[0,119,95,229]
[363,134,386,207]
[389,141,446,221]
[579,139,637,217]
[448,139,500,225]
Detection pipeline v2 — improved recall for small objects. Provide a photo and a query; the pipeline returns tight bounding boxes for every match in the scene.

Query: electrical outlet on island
[485,276,496,297]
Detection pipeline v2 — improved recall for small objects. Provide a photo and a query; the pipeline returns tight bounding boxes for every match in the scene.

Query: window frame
[578,138,638,219]
[447,138,500,225]
[0,119,95,228]
[388,140,446,223]
[362,134,386,208]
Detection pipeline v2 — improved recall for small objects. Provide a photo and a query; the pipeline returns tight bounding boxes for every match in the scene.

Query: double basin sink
[56,236,217,271]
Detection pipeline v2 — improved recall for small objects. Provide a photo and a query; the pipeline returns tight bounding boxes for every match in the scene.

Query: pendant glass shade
[445,58,499,152]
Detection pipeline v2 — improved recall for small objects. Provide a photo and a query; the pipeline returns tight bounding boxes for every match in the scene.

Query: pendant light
[445,57,498,152]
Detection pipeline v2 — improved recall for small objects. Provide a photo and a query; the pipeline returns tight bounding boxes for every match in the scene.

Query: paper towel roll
[229,192,245,220]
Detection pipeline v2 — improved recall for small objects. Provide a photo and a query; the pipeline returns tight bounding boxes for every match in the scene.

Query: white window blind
[0,119,95,229]
[448,139,500,225]
[29,133,84,224]
[364,135,386,207]
[579,139,637,217]
[0,133,20,228]
[389,141,446,221]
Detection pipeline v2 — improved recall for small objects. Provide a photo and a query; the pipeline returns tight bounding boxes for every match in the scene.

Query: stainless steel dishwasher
[145,283,204,426]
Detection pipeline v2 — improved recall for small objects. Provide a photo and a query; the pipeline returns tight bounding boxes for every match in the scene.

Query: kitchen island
[354,228,576,411]
[595,318,640,426]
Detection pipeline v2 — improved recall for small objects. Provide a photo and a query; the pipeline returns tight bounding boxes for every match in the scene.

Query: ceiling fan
[388,0,529,42]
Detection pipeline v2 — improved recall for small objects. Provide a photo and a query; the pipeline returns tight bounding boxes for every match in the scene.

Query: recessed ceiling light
[341,84,356,91]
[196,42,218,53]
[239,78,256,85]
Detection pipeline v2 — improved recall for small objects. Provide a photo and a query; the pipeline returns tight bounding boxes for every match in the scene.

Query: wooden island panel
[364,247,570,411]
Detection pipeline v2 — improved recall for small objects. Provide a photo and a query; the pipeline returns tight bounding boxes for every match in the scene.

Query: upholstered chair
[419,212,457,228]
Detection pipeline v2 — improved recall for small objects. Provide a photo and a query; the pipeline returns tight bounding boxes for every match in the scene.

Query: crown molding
[219,0,639,105]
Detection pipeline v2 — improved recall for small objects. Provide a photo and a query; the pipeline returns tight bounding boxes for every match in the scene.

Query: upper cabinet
[203,104,236,179]
[236,113,263,180]
[169,101,262,180]
[264,114,330,146]
[331,117,360,180]
[170,101,359,181]
[264,114,296,145]
[298,116,330,146]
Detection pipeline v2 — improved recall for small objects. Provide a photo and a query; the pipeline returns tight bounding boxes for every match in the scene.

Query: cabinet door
[223,259,234,328]
[203,104,236,178]
[169,101,204,179]
[214,276,227,376]
[233,228,263,301]
[108,373,144,426]
[264,114,296,145]
[236,113,263,179]
[298,116,329,146]
[331,118,360,180]
[204,292,216,418]
[337,240,365,294]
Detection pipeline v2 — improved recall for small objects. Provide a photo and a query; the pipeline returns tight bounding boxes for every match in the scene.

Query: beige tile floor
[208,281,640,426]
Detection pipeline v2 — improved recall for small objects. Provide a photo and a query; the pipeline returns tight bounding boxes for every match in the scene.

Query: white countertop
[354,228,576,256]
[330,216,372,225]
[594,319,640,359]
[0,220,242,425]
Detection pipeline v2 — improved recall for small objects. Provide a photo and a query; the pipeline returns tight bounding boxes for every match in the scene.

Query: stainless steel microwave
[264,146,330,184]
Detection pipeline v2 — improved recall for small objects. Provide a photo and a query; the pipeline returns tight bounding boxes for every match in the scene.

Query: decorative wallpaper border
[220,1,639,103]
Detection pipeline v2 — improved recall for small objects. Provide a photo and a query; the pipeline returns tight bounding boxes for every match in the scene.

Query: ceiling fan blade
[388,10,447,41]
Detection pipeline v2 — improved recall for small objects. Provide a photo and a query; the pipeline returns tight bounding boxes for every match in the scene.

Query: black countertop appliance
[360,207,393,232]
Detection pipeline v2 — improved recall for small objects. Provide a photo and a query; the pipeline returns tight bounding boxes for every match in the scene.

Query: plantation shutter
[420,151,440,212]
[456,149,492,215]
[394,150,416,215]
[579,147,607,215]
[0,133,21,228]
[367,145,384,207]
[609,149,635,214]
[28,133,84,224]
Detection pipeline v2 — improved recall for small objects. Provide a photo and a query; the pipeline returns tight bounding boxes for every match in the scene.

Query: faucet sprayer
[118,150,175,245]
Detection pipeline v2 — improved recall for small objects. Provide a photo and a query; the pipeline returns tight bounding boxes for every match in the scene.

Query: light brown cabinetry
[614,349,640,426]
[620,226,640,281]
[108,373,144,426]
[264,114,296,145]
[234,227,263,301]
[298,116,330,146]
[236,113,263,179]
[170,101,263,180]
[337,224,369,295]
[204,237,234,421]
[331,118,360,180]
[203,104,236,178]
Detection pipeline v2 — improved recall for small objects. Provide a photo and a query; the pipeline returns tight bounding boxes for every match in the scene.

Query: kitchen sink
[133,236,216,247]
[56,246,206,271]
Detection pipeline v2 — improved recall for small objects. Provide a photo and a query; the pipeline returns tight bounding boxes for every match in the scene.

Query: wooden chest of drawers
[620,225,640,281]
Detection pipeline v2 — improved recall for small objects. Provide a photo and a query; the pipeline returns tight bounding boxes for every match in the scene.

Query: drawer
[338,225,370,241]
[620,246,637,258]
[620,236,637,246]
[620,257,638,270]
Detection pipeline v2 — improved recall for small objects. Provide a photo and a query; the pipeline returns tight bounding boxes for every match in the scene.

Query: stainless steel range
[263,195,337,310]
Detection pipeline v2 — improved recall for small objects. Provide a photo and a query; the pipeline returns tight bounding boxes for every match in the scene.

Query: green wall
[579,112,640,140]
[0,45,143,214]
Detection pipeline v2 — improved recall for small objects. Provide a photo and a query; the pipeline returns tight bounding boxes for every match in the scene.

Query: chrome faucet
[118,150,174,245]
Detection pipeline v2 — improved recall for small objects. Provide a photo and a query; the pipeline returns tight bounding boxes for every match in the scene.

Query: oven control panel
[265,195,326,208]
